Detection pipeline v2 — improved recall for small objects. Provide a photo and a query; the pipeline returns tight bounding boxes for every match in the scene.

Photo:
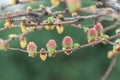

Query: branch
[103,22,120,33]
[5,25,44,43]
[1,0,40,10]
[8,33,120,54]
[101,54,118,80]
[0,25,19,32]
[97,0,120,12]
[0,12,107,33]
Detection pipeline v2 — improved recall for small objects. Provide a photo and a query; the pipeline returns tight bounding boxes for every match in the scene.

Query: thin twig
[103,22,120,33]
[0,25,20,32]
[0,12,107,32]
[5,25,44,43]
[101,54,118,80]
[108,41,116,46]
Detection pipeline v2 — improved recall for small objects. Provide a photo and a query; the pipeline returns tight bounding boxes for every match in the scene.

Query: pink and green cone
[94,23,103,37]
[87,28,98,43]
[46,39,57,57]
[27,42,37,57]
[62,36,73,55]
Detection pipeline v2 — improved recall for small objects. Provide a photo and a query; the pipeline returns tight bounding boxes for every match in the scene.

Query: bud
[105,8,114,14]
[6,11,12,16]
[40,48,47,61]
[43,20,55,30]
[83,27,89,32]
[8,34,17,39]
[26,6,32,11]
[30,0,36,2]
[94,23,103,31]
[27,22,36,31]
[94,23,103,37]
[21,16,26,20]
[62,36,73,55]
[4,19,13,28]
[65,0,81,13]
[45,25,55,30]
[113,39,120,53]
[111,13,118,20]
[45,25,50,30]
[27,42,37,57]
[20,21,27,33]
[49,25,55,30]
[87,28,98,43]
[89,5,98,13]
[57,14,64,20]
[47,17,53,23]
[102,35,109,44]
[0,39,9,51]
[20,37,27,49]
[115,29,120,34]
[14,9,21,13]
[73,43,80,48]
[28,26,36,31]
[87,28,97,36]
[107,51,115,59]
[4,42,9,51]
[50,0,60,8]
[72,12,78,17]
[61,0,65,2]
[56,24,64,34]
[39,4,45,10]
[11,0,19,5]
[46,39,57,57]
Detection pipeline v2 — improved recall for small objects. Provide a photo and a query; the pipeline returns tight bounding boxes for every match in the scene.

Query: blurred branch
[0,25,19,32]
[96,0,120,12]
[5,25,44,43]
[1,0,40,10]
[101,54,118,80]
[0,7,105,20]
[103,22,120,33]
[0,12,106,32]
[108,41,116,45]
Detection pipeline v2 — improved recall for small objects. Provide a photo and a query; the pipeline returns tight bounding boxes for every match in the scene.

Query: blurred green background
[0,0,120,80]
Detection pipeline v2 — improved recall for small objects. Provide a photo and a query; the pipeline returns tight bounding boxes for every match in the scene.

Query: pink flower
[46,39,57,49]
[87,28,97,36]
[27,42,37,57]
[62,36,73,46]
[62,36,73,55]
[27,42,37,51]
[46,39,57,57]
[94,23,103,32]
